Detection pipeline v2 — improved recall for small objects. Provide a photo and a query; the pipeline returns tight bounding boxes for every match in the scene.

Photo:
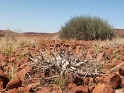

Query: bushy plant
[59,16,115,40]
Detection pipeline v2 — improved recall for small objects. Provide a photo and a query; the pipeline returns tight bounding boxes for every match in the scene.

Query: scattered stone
[6,88,19,93]
[6,76,22,89]
[71,85,89,93]
[40,87,53,92]
[73,77,83,86]
[103,74,122,88]
[92,83,115,93]
[15,66,32,80]
[68,83,77,89]
[119,64,124,76]
[0,69,9,88]
[0,78,3,90]
[97,52,105,61]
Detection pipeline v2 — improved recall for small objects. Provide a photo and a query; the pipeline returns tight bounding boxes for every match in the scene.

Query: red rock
[0,54,7,62]
[92,83,115,93]
[105,48,113,55]
[52,84,62,93]
[119,56,124,61]
[24,87,35,92]
[113,49,120,54]
[97,52,105,61]
[87,48,96,59]
[73,77,83,85]
[54,89,62,93]
[27,82,40,88]
[68,83,77,89]
[0,79,3,90]
[111,58,121,67]
[119,64,124,76]
[18,87,24,93]
[40,87,53,92]
[84,77,90,85]
[104,63,115,69]
[8,57,16,62]
[37,90,47,93]
[121,79,124,87]
[23,82,40,92]
[6,76,22,89]
[0,69,9,88]
[96,76,104,83]
[75,45,81,54]
[15,66,32,80]
[105,48,113,59]
[52,84,59,90]
[71,86,89,93]
[103,74,122,88]
[6,88,19,93]
[115,89,124,93]
[66,74,74,83]
[89,85,95,93]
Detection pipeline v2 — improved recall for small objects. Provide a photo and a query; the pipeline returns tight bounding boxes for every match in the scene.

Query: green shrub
[59,16,115,40]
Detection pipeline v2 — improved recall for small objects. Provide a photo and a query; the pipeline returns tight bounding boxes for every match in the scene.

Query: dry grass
[92,37,124,51]
[0,35,39,56]
[0,30,124,56]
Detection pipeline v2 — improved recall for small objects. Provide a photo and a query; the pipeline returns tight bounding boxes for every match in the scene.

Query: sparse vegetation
[59,16,115,40]
[0,28,124,92]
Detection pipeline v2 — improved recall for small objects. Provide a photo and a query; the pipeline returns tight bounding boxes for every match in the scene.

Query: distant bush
[59,16,115,40]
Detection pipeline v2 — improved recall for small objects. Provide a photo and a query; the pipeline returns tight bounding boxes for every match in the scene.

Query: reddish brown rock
[27,82,40,88]
[68,83,77,89]
[66,74,74,83]
[15,66,32,80]
[40,87,53,92]
[84,77,90,85]
[71,85,89,93]
[51,84,62,93]
[111,58,121,67]
[6,76,22,89]
[92,83,115,93]
[37,90,47,93]
[52,84,59,90]
[103,74,122,88]
[24,87,35,93]
[0,69,9,88]
[73,77,83,85]
[96,76,104,83]
[89,85,95,93]
[54,89,62,93]
[0,54,7,62]
[97,52,105,61]
[75,45,81,54]
[18,87,25,93]
[8,57,16,62]
[6,88,19,93]
[121,79,124,87]
[119,56,124,61]
[119,64,124,76]
[0,79,3,90]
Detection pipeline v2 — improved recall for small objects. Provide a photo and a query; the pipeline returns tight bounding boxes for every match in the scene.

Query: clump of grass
[0,30,39,56]
[7,65,18,80]
[97,37,124,48]
[55,77,67,90]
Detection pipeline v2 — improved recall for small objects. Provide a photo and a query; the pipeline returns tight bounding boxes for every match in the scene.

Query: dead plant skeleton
[23,48,104,88]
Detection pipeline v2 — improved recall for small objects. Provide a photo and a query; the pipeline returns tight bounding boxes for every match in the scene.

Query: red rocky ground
[0,40,124,93]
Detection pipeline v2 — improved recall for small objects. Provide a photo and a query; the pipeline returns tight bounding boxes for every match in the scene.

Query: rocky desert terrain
[0,30,124,93]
